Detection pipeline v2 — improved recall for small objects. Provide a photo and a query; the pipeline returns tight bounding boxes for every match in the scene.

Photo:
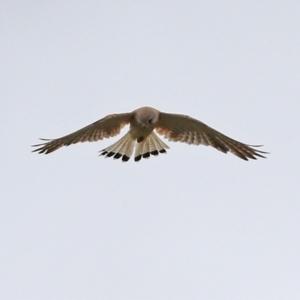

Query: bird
[32,106,268,162]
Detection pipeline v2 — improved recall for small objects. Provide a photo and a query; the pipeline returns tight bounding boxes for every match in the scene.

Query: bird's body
[32,106,267,162]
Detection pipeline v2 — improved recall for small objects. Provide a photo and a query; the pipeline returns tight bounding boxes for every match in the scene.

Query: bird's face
[140,116,154,128]
[135,108,158,128]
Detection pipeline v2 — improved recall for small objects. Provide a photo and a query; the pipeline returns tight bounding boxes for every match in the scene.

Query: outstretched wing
[156,112,268,160]
[32,113,133,154]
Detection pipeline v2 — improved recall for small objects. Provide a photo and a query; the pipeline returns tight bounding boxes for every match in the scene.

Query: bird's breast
[129,122,155,142]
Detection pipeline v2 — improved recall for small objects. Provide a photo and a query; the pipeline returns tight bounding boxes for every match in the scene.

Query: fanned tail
[99,132,135,162]
[134,132,169,162]
[99,132,170,162]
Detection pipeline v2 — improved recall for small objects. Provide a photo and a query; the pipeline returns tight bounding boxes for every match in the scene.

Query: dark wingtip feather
[31,139,54,154]
[247,145,269,160]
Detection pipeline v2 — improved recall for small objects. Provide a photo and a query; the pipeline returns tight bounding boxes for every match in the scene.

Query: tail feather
[99,132,135,162]
[100,131,169,162]
[134,132,169,162]
[151,132,169,153]
[134,140,145,160]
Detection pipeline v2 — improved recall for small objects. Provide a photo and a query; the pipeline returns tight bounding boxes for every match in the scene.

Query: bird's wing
[32,112,133,154]
[156,112,267,160]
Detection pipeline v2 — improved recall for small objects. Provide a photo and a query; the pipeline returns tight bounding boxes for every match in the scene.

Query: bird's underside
[32,106,268,162]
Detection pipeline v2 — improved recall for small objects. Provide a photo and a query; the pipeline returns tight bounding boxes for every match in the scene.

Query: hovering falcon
[32,106,268,162]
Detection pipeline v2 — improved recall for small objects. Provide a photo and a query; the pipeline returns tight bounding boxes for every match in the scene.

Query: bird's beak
[138,120,147,128]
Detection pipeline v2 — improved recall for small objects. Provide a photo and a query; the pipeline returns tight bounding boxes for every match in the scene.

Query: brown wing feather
[156,112,268,160]
[32,113,132,154]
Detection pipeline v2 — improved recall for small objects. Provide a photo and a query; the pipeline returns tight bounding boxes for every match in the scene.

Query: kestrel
[32,106,267,162]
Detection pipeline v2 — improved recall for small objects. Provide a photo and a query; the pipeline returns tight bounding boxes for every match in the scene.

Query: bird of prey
[32,106,267,162]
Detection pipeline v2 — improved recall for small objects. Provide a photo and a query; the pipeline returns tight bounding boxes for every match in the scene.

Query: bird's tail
[99,132,169,162]
[134,132,169,162]
[99,132,135,162]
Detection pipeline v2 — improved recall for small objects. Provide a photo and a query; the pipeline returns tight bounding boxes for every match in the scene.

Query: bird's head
[135,107,159,128]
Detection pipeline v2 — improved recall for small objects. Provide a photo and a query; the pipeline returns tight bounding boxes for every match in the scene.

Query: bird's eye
[147,118,152,124]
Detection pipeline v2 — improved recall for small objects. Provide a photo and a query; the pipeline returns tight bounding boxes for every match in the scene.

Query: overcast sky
[1,1,300,299]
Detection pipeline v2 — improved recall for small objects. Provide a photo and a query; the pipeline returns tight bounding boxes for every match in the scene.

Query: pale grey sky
[1,1,300,299]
